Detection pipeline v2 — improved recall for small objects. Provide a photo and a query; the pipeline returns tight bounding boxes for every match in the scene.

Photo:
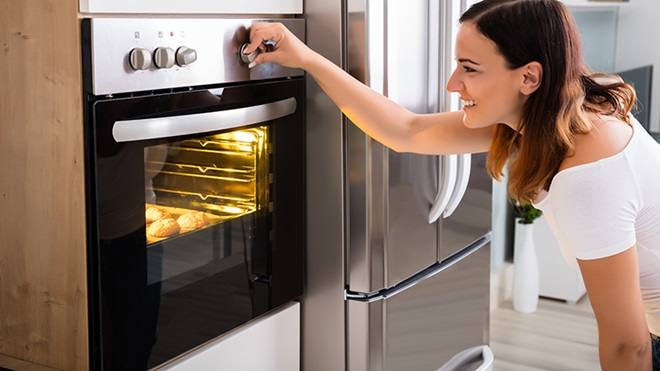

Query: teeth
[462,99,476,107]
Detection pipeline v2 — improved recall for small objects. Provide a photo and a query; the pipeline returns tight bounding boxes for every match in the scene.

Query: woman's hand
[243,22,313,69]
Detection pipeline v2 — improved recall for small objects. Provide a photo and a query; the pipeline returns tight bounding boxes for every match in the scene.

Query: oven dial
[128,48,152,70]
[176,46,197,66]
[240,43,260,65]
[153,47,176,69]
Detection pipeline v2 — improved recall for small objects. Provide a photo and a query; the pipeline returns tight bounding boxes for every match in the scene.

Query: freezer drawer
[347,241,490,371]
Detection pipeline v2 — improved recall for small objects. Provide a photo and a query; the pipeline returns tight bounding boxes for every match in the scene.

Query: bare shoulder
[558,115,633,172]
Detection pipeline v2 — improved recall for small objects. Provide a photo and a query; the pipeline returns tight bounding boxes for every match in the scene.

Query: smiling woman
[446,22,531,132]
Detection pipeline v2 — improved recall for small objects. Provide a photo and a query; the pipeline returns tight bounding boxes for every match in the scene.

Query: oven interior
[144,126,269,245]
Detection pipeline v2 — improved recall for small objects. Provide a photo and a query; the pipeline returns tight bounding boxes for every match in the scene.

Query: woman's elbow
[601,340,652,371]
[387,116,416,153]
[616,340,651,357]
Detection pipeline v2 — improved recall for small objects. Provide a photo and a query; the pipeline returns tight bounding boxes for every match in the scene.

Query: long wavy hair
[460,0,636,203]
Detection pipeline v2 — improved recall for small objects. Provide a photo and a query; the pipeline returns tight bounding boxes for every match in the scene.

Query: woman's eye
[462,66,476,73]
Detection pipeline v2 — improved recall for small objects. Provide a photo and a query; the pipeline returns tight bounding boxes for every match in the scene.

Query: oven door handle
[112,97,297,143]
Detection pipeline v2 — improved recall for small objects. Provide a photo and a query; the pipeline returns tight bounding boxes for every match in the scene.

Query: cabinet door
[161,302,300,371]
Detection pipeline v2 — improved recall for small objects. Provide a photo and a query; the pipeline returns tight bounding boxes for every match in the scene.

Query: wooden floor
[490,296,601,371]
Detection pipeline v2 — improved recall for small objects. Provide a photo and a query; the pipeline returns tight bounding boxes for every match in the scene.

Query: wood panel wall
[0,0,88,370]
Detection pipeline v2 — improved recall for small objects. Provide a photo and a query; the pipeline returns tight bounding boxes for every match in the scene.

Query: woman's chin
[462,112,493,129]
[462,112,478,128]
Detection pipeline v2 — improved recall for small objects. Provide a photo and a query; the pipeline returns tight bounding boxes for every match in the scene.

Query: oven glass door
[86,79,304,370]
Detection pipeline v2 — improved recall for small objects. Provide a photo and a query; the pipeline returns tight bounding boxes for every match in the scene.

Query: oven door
[85,79,305,370]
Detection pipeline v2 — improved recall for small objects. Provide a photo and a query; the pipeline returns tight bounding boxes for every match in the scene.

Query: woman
[244,0,660,369]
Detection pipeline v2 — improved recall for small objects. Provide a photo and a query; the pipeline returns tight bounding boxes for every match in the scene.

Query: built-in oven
[81,18,305,370]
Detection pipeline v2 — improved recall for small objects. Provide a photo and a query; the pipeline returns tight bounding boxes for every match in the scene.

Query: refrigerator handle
[428,154,457,223]
[345,232,491,303]
[442,153,472,218]
[436,345,494,371]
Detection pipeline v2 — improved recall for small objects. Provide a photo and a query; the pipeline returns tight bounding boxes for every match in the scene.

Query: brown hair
[460,0,636,203]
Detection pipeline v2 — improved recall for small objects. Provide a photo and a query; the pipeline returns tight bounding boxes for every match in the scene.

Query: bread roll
[148,218,180,237]
[177,212,208,230]
[146,206,171,224]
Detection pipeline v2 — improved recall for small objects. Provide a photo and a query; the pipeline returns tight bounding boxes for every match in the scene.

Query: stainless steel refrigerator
[304,0,493,370]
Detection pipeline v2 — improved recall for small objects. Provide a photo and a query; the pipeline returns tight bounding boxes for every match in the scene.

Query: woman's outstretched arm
[245,22,494,155]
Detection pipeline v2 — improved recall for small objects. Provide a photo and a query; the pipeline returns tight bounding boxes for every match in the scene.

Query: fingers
[249,50,281,69]
[244,23,284,55]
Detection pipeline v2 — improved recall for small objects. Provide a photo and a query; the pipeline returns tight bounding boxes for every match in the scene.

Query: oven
[82,18,305,370]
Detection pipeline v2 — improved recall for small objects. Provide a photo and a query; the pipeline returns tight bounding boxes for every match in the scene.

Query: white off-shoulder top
[532,116,660,336]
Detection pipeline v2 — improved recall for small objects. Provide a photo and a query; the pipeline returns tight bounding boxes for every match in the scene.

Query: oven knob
[129,48,152,70]
[240,43,260,65]
[153,47,176,69]
[176,46,197,66]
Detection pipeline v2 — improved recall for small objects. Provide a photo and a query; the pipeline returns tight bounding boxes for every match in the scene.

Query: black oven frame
[82,75,306,370]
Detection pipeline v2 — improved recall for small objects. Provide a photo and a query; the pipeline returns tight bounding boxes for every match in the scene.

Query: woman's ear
[520,61,543,96]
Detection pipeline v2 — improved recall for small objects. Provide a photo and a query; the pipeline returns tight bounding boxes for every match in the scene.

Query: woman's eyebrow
[457,58,481,65]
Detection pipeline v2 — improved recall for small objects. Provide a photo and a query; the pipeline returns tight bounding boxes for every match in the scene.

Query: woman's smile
[461,98,477,108]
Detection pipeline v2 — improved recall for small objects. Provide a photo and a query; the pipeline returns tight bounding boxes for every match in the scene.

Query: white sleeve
[549,167,639,260]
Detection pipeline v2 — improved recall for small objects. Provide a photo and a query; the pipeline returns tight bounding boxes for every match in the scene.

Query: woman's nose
[446,70,463,93]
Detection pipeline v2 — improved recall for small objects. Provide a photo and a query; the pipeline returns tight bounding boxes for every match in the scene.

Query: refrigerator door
[346,0,446,295]
[347,239,491,371]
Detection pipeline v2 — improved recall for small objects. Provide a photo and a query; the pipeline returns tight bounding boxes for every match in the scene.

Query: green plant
[513,202,543,224]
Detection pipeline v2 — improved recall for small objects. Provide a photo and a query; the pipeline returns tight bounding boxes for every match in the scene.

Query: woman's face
[447,22,528,131]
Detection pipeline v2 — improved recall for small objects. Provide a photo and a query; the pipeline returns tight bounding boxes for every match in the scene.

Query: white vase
[513,218,539,313]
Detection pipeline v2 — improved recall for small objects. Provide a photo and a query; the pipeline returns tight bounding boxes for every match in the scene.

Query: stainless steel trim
[88,18,305,95]
[436,345,494,371]
[440,0,454,112]
[112,97,296,142]
[345,2,375,369]
[367,0,385,93]
[303,0,346,369]
[427,0,441,114]
[367,139,387,292]
[346,0,390,294]
[345,232,492,302]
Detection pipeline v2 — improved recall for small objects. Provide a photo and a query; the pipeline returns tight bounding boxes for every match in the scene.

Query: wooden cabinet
[0,1,87,370]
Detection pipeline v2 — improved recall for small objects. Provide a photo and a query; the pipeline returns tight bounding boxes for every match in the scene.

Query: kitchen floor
[490,296,600,371]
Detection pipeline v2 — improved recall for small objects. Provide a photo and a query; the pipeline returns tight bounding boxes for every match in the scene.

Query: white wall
[572,9,618,73]
[616,0,660,132]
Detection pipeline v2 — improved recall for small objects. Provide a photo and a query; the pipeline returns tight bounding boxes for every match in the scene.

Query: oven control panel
[85,18,305,95]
